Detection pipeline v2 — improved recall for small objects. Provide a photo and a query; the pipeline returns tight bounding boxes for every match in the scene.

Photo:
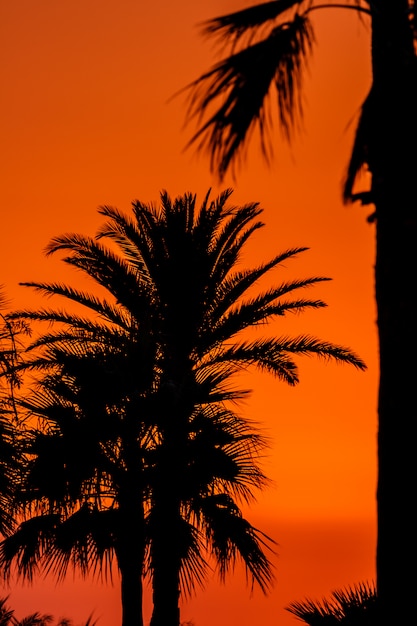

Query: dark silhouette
[180,3,417,622]
[0,289,30,538]
[286,581,377,625]
[2,190,365,626]
[0,596,97,626]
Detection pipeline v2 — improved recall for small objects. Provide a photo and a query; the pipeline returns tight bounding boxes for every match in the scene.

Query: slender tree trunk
[117,501,146,626]
[150,372,191,626]
[149,424,183,626]
[370,1,417,621]
[116,422,147,626]
[149,483,182,626]
[119,547,145,626]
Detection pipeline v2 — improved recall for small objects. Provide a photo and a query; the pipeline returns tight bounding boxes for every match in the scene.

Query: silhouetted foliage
[0,596,97,626]
[1,190,365,626]
[286,581,377,625]
[0,289,31,538]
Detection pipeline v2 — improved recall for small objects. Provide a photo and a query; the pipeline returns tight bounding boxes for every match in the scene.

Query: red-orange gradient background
[1,2,376,625]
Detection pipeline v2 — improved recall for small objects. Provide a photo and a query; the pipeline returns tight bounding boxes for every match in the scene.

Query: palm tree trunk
[150,376,189,626]
[149,430,183,626]
[119,549,144,626]
[116,439,146,626]
[370,1,417,621]
[117,506,146,626]
[149,490,182,626]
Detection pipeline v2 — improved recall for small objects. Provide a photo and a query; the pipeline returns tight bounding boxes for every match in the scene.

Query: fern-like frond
[184,14,314,179]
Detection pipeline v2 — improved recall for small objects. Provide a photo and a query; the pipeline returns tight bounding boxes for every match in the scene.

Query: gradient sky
[1,2,376,625]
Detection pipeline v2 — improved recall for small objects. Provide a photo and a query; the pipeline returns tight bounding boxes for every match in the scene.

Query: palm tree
[7,349,275,626]
[180,3,417,622]
[286,581,378,625]
[3,189,365,626]
[1,335,154,626]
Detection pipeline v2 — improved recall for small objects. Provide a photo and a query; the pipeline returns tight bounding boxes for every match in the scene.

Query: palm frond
[45,234,154,316]
[286,580,377,624]
[184,14,314,179]
[96,204,150,276]
[177,521,208,598]
[208,246,311,324]
[206,272,329,336]
[207,335,366,386]
[46,506,118,582]
[0,514,60,581]
[193,188,232,248]
[0,596,15,626]
[13,282,132,329]
[210,207,264,268]
[15,612,54,626]
[201,494,276,593]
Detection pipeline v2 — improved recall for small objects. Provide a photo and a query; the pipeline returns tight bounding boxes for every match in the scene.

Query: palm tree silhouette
[1,343,274,626]
[180,3,417,622]
[2,189,365,626]
[1,336,154,626]
[286,581,377,625]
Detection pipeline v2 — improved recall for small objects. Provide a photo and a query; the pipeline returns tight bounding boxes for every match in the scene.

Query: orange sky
[1,2,376,625]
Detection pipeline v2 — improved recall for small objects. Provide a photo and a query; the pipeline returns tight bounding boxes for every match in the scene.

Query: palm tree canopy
[9,188,365,380]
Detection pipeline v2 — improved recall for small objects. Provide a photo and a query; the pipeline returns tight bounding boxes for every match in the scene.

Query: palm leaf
[207,246,312,325]
[206,335,366,386]
[286,580,377,624]
[200,493,275,592]
[0,514,60,581]
[184,14,314,178]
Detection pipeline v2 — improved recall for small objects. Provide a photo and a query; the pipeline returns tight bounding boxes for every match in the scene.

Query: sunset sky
[1,2,377,625]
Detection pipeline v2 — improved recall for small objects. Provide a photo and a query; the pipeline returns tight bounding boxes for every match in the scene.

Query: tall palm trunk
[114,483,146,626]
[149,475,182,626]
[116,422,147,626]
[116,497,146,626]
[370,1,417,621]
[118,542,145,626]
[149,436,183,626]
[150,366,192,626]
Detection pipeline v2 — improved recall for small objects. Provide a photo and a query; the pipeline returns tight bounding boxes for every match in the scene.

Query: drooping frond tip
[182,13,315,180]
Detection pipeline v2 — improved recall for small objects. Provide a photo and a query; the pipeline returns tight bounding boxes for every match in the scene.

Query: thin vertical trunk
[150,371,191,626]
[370,1,417,622]
[117,420,147,626]
[149,422,184,626]
[119,548,145,626]
[149,483,182,626]
[117,502,146,626]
